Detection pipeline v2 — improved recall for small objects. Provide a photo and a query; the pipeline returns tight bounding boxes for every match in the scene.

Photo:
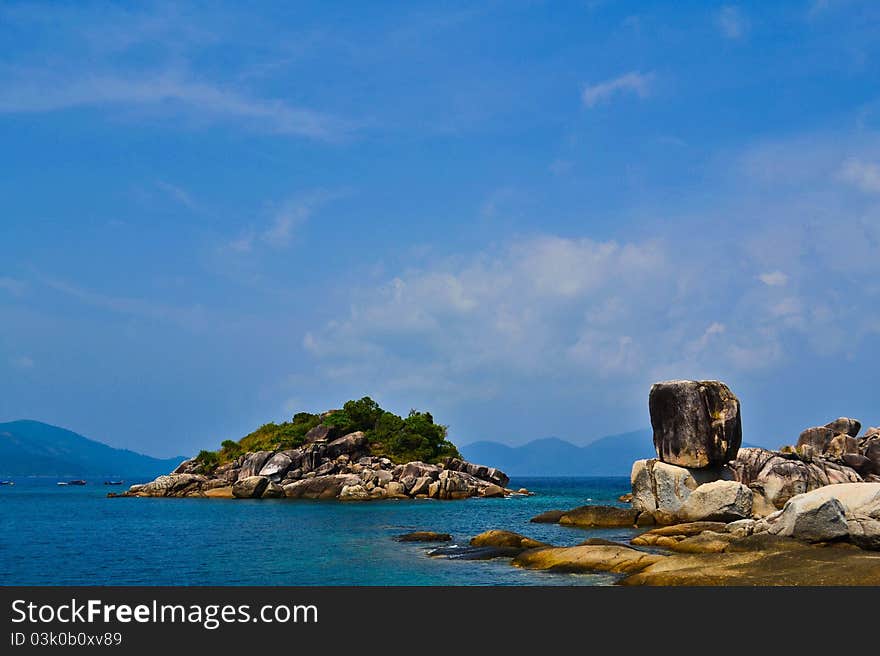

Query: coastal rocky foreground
[418,380,880,584]
[118,428,515,501]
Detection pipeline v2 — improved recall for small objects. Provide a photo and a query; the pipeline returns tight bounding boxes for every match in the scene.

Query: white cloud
[759,271,789,286]
[839,158,880,193]
[302,231,808,406]
[716,6,749,40]
[0,71,349,140]
[582,71,654,108]
[261,202,312,248]
[156,181,198,211]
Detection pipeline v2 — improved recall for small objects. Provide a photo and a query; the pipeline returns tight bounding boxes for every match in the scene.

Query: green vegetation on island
[194,397,461,473]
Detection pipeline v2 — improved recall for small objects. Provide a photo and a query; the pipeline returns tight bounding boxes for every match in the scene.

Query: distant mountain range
[460,429,655,477]
[0,420,186,478]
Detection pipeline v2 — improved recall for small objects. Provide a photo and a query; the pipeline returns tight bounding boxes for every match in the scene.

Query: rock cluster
[631,380,880,524]
[121,431,513,501]
[407,379,880,585]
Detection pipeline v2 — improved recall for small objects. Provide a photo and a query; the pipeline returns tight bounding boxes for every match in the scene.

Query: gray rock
[232,475,269,499]
[172,458,200,474]
[258,451,297,481]
[238,451,273,480]
[401,461,440,481]
[677,480,753,522]
[282,474,360,499]
[408,475,433,496]
[261,481,284,498]
[304,424,337,443]
[139,474,206,497]
[825,417,862,438]
[339,484,371,500]
[727,518,756,538]
[385,481,407,497]
[324,431,368,459]
[765,496,848,543]
[485,467,510,488]
[630,458,733,513]
[374,469,393,486]
[314,460,337,476]
[731,447,863,509]
[649,380,742,468]
[847,516,880,550]
[480,484,506,498]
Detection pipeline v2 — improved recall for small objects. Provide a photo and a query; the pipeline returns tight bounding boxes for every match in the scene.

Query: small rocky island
[117,397,515,501]
[419,380,880,585]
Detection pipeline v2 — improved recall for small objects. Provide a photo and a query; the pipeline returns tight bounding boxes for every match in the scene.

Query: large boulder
[757,483,880,544]
[630,458,733,513]
[825,417,861,437]
[232,475,269,499]
[649,380,742,468]
[847,516,880,550]
[238,451,273,480]
[304,424,338,443]
[443,458,510,487]
[763,497,848,543]
[283,474,360,499]
[676,480,753,522]
[400,461,441,481]
[258,450,300,481]
[324,431,368,459]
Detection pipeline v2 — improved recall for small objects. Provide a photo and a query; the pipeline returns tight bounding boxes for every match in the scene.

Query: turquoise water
[0,477,635,586]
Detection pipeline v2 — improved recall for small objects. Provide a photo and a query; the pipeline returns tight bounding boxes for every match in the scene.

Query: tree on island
[194,396,460,473]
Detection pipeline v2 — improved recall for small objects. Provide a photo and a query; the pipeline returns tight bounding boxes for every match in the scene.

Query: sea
[0,477,636,586]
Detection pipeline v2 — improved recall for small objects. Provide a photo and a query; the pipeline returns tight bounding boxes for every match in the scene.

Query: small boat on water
[56,481,68,486]
[103,480,124,485]
[67,480,87,486]
[0,480,14,486]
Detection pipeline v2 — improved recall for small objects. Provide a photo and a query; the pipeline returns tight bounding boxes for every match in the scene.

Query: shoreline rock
[119,440,513,502]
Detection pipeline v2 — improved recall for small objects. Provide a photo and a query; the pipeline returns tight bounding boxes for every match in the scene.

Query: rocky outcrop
[137,474,206,497]
[121,433,513,502]
[731,447,864,509]
[649,380,741,468]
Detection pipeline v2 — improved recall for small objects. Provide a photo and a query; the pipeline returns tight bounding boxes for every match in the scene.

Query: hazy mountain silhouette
[0,420,185,477]
[460,429,654,477]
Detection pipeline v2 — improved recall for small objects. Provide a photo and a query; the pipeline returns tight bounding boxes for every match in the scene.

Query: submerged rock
[395,531,452,543]
[469,530,548,550]
[558,505,642,528]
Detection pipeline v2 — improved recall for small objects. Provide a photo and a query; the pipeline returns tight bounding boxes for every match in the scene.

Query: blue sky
[2,0,880,457]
